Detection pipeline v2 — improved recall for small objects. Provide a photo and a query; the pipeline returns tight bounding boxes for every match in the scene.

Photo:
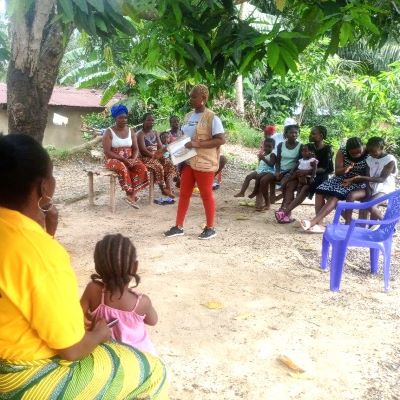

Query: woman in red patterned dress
[103,104,148,209]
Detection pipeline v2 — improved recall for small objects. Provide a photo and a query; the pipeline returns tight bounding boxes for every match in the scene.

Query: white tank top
[366,154,397,195]
[109,127,132,148]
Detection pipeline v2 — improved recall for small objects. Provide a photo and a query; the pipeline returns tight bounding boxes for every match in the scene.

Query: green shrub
[227,118,262,148]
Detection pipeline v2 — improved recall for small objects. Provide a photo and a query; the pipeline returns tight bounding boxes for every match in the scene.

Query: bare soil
[53,144,400,400]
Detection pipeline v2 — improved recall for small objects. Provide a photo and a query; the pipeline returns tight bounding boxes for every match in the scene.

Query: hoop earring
[38,195,54,213]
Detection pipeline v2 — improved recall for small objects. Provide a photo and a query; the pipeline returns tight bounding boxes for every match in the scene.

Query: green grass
[46,146,71,159]
[227,118,262,148]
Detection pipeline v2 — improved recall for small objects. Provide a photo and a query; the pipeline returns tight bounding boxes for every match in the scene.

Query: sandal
[275,209,285,222]
[300,220,311,231]
[279,213,295,224]
[124,198,140,209]
[307,224,325,233]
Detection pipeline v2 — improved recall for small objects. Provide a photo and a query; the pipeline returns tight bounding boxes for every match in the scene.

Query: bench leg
[149,172,154,205]
[88,172,94,206]
[110,175,116,213]
[270,181,276,204]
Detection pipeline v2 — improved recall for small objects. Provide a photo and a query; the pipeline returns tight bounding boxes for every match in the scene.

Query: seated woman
[160,115,183,145]
[275,126,333,222]
[301,137,368,233]
[103,104,149,209]
[343,136,397,222]
[137,113,176,198]
[0,134,168,399]
[256,123,302,212]
[275,143,318,223]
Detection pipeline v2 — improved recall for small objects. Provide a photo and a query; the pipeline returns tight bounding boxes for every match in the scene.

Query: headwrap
[263,125,276,135]
[111,104,128,118]
[284,117,297,127]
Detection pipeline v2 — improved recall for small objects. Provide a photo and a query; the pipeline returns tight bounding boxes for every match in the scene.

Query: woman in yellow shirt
[0,134,168,399]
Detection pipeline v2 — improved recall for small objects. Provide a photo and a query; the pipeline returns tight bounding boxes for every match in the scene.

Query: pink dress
[91,290,156,355]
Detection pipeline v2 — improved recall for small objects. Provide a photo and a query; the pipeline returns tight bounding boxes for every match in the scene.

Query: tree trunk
[235,2,247,116]
[7,1,72,143]
[235,74,245,115]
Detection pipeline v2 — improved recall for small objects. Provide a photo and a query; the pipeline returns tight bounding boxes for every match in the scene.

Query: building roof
[0,83,123,108]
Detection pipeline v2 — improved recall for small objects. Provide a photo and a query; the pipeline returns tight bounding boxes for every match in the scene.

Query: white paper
[167,136,197,165]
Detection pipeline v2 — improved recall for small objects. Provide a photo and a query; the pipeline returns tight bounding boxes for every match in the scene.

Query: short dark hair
[142,112,154,123]
[264,137,275,147]
[92,234,139,299]
[303,143,317,153]
[0,133,51,208]
[283,124,300,137]
[169,115,179,123]
[314,125,327,139]
[366,136,385,148]
[346,137,363,152]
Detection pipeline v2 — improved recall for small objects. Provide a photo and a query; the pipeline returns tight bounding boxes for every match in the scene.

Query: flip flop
[300,220,311,231]
[307,224,325,233]
[124,198,140,209]
[275,209,285,222]
[279,214,295,224]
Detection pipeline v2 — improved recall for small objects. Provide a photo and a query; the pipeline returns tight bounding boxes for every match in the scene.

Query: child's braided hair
[91,234,140,299]
[192,84,209,101]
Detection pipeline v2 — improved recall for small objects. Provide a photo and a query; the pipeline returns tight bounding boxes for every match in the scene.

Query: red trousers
[176,165,216,228]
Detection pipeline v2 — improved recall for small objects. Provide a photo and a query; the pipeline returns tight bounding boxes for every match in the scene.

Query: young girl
[234,138,276,198]
[343,136,397,221]
[275,143,318,223]
[81,234,158,355]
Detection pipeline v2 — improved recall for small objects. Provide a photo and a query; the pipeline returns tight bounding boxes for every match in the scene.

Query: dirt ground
[53,144,400,400]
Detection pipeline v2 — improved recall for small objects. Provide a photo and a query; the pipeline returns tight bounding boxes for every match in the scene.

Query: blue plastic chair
[321,189,400,292]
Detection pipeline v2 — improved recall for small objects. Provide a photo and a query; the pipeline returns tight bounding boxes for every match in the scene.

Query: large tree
[5,0,266,142]
[5,0,400,142]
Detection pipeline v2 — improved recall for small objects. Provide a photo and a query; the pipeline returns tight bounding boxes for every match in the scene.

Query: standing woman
[103,104,148,209]
[137,113,176,198]
[164,84,225,240]
[0,134,168,399]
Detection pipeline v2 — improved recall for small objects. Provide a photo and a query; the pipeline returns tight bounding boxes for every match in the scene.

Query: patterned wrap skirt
[105,147,149,195]
[0,342,168,400]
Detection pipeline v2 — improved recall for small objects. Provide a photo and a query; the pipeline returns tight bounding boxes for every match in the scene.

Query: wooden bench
[85,168,154,212]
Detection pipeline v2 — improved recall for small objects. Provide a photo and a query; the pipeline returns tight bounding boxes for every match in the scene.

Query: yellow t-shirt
[0,208,85,361]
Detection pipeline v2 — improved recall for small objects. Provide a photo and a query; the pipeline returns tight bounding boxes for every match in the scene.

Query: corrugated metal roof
[0,83,123,108]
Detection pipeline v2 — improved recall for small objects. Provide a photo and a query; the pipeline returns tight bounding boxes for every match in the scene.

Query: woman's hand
[56,318,111,361]
[91,319,112,343]
[344,163,354,174]
[125,159,135,167]
[294,170,308,178]
[153,149,164,159]
[342,177,354,187]
[185,140,200,149]
[84,310,94,331]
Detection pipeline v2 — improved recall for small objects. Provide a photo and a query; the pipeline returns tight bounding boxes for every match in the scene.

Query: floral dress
[315,146,367,200]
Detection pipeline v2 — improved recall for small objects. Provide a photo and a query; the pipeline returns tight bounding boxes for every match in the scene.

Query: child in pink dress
[80,234,157,355]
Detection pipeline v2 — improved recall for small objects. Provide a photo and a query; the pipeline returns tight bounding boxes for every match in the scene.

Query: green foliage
[56,0,136,37]
[226,118,263,149]
[45,146,71,159]
[81,110,113,129]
